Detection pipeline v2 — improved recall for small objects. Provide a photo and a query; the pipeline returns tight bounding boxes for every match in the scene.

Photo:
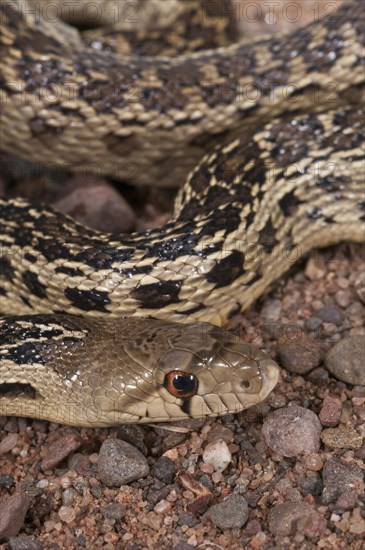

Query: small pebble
[211,471,223,484]
[277,331,321,374]
[245,518,262,536]
[334,490,358,512]
[53,181,136,233]
[116,424,148,456]
[68,453,90,473]
[60,476,72,489]
[161,432,186,452]
[98,439,149,487]
[319,394,342,427]
[4,418,19,433]
[152,456,176,484]
[322,458,364,504]
[204,493,249,530]
[8,537,43,550]
[40,434,82,471]
[321,427,363,450]
[0,476,14,489]
[154,500,172,514]
[58,506,76,524]
[0,433,19,455]
[297,474,322,496]
[307,367,330,386]
[200,463,214,474]
[101,503,126,520]
[62,488,77,506]
[316,305,344,326]
[325,335,365,385]
[335,290,351,308]
[304,453,323,472]
[345,301,364,317]
[349,508,365,534]
[205,424,234,444]
[262,406,322,457]
[144,511,162,531]
[260,299,282,321]
[178,471,212,513]
[35,480,48,490]
[305,257,326,280]
[304,317,323,332]
[178,513,199,527]
[268,502,327,537]
[0,493,32,539]
[202,439,232,472]
[354,275,365,303]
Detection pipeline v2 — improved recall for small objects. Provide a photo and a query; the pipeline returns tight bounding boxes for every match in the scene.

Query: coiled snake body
[0,0,364,425]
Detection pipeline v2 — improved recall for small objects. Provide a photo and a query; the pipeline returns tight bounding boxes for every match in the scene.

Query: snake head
[126,322,280,423]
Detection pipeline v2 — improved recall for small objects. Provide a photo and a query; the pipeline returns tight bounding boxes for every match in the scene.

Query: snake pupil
[173,374,195,392]
[164,371,198,398]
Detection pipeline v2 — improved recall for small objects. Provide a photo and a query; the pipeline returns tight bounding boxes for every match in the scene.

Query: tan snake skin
[1,0,364,187]
[0,0,364,425]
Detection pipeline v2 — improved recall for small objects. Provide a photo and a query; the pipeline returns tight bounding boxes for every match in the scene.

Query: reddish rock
[41,434,82,471]
[0,493,32,539]
[319,393,342,427]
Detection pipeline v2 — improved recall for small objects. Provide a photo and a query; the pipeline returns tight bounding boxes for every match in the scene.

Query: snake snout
[216,342,280,407]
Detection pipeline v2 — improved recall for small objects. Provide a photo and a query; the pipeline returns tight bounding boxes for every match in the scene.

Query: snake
[0,0,364,426]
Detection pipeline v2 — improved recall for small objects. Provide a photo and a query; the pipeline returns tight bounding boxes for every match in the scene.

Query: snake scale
[0,0,364,426]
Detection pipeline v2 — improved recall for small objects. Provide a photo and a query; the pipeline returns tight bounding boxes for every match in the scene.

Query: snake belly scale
[0,0,364,426]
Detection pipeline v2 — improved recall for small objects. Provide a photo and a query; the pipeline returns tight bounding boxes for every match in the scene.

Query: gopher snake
[0,0,364,426]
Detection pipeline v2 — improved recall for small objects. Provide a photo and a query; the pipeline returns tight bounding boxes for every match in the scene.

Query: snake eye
[164,370,198,398]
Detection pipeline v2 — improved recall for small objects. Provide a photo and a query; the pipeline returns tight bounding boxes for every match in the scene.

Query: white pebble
[202,439,232,472]
[36,479,49,489]
[58,505,76,523]
[154,500,172,514]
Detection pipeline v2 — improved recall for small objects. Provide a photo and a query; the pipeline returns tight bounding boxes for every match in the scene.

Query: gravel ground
[1,1,364,549]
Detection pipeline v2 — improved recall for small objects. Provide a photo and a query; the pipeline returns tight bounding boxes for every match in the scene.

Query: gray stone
[100,503,126,520]
[325,335,365,385]
[316,305,344,326]
[8,538,43,550]
[152,456,176,484]
[277,331,322,374]
[321,458,364,505]
[297,474,322,496]
[204,493,249,530]
[98,439,149,487]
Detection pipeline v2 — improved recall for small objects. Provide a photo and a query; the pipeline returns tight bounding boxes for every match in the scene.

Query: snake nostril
[241,381,251,390]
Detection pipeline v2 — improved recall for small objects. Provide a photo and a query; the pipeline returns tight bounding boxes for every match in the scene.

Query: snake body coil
[1,0,364,186]
[0,1,364,425]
